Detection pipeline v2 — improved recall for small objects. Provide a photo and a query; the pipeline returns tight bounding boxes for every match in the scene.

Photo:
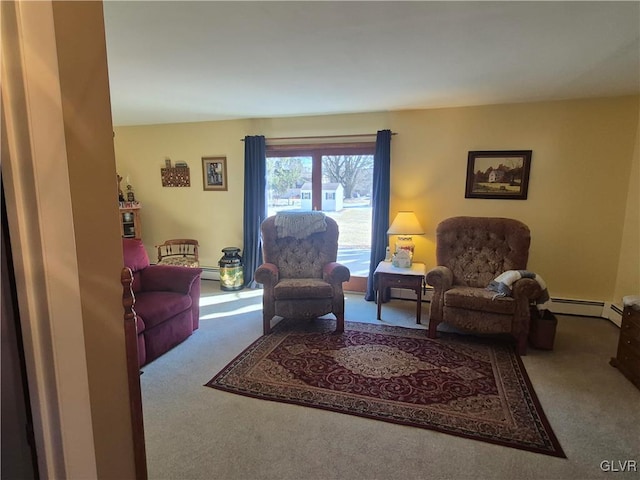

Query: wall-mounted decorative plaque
[161,167,190,187]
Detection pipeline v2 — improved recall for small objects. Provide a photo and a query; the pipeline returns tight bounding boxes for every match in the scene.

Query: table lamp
[387,211,425,263]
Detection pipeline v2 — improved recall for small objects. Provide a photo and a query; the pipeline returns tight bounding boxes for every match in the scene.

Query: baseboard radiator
[389,287,624,326]
[201,266,220,281]
[200,265,624,326]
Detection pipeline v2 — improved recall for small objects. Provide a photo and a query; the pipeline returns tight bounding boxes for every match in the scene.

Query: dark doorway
[1,181,39,479]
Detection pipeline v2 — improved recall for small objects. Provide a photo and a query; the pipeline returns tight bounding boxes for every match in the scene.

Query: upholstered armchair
[255,213,350,335]
[122,238,202,366]
[426,217,543,355]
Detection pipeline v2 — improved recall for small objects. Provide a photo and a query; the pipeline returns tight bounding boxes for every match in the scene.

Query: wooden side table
[374,261,426,324]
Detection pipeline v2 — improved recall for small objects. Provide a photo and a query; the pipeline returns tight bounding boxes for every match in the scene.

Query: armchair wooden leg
[428,320,439,339]
[263,315,272,335]
[516,333,528,355]
[335,313,345,334]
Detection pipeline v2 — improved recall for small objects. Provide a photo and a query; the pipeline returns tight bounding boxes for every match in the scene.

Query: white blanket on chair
[487,270,550,307]
[275,211,327,239]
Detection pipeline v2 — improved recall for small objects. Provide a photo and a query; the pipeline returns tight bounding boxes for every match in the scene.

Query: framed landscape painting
[202,156,228,191]
[465,150,532,200]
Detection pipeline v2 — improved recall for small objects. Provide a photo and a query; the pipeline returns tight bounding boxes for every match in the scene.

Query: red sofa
[123,238,202,366]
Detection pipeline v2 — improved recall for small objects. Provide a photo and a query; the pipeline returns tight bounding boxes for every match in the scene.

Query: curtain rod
[240,132,396,142]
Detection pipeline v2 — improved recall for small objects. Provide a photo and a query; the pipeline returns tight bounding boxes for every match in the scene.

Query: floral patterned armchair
[426,216,544,355]
[254,213,350,335]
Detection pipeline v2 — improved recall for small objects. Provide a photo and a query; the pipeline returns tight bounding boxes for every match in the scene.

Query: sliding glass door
[266,143,374,291]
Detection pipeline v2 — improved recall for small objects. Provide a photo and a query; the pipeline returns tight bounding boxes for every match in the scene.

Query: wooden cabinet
[611,304,640,390]
[119,206,141,239]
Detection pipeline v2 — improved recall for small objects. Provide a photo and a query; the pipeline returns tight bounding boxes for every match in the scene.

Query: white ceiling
[103,1,640,126]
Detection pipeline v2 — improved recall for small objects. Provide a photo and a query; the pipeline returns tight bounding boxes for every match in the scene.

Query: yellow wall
[115,96,639,303]
[390,98,639,301]
[614,118,640,302]
[113,111,390,267]
[114,119,249,266]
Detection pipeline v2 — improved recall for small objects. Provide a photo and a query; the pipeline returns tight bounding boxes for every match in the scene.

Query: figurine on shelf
[126,184,136,202]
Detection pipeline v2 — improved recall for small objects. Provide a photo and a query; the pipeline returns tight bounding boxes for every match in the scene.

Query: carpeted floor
[140,281,640,480]
[207,318,565,457]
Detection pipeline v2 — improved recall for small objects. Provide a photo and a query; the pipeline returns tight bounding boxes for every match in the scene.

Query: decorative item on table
[219,247,244,291]
[387,211,425,265]
[165,157,172,168]
[392,249,412,268]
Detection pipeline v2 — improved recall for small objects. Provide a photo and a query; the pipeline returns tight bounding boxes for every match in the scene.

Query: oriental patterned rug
[206,319,565,458]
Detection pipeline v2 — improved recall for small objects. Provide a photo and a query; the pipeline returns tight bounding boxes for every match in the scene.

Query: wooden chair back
[155,239,199,267]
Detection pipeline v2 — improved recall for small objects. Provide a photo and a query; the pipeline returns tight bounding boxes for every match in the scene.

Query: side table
[374,261,426,324]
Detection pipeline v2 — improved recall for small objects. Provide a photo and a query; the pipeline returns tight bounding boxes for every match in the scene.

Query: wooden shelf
[119,206,142,239]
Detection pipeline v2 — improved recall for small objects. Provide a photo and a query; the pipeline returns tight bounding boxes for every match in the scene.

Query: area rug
[206,319,565,458]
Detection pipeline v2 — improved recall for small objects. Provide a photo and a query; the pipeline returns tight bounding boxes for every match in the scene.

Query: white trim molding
[548,297,606,317]
[201,266,221,281]
[604,303,624,328]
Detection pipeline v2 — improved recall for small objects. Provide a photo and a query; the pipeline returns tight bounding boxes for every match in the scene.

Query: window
[266,142,375,281]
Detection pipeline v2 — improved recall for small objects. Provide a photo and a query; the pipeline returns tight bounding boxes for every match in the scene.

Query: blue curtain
[365,130,392,301]
[242,135,266,287]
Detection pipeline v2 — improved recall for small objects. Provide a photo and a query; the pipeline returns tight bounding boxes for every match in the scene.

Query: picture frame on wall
[202,156,228,191]
[465,150,532,200]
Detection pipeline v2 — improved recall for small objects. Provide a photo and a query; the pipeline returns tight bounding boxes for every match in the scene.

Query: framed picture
[202,156,228,191]
[465,150,532,200]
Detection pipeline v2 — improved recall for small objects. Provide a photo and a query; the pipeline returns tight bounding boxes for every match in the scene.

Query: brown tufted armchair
[426,216,543,355]
[255,214,350,335]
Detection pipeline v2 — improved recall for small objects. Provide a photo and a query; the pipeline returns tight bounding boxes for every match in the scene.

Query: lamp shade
[387,211,424,235]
